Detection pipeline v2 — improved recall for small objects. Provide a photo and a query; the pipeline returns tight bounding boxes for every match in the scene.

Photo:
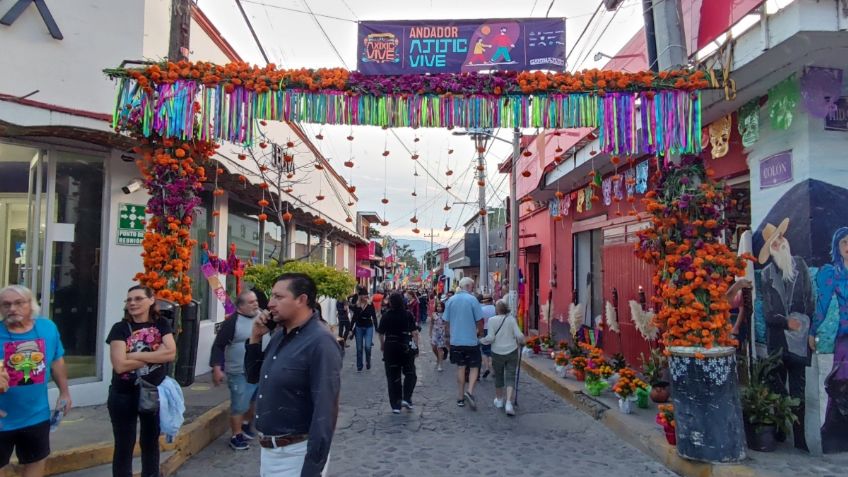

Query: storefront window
[264,220,284,263]
[190,190,213,320]
[48,151,104,380]
[325,240,336,267]
[310,231,322,262]
[227,200,261,296]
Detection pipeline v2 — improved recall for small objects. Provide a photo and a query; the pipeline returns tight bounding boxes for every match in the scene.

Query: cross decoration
[1,0,63,40]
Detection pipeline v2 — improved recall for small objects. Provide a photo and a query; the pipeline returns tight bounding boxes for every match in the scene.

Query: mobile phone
[265,317,277,331]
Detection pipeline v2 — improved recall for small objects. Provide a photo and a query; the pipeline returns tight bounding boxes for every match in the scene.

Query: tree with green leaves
[243,260,357,301]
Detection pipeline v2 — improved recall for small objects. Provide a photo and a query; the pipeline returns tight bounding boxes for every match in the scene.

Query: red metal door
[601,243,655,366]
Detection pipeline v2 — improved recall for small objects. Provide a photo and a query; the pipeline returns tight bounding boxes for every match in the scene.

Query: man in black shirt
[245,273,342,476]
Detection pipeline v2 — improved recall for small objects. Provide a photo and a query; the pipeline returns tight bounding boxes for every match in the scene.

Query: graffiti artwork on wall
[754,178,848,453]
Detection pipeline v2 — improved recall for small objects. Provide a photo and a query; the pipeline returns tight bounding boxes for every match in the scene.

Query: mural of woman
[810,226,848,454]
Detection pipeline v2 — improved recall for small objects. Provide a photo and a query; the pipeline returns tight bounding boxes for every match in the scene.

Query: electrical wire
[574,2,623,71]
[240,0,357,23]
[301,0,350,69]
[564,1,603,69]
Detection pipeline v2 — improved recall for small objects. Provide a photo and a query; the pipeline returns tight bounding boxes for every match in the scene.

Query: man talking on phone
[245,273,342,477]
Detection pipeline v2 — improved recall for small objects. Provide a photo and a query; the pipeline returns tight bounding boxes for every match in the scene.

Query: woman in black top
[349,293,377,371]
[106,285,176,477]
[377,292,419,413]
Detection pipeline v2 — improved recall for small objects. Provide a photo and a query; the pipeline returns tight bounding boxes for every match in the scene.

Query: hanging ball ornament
[282,211,293,222]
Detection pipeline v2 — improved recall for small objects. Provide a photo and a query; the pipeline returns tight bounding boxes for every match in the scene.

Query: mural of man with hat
[758,217,813,451]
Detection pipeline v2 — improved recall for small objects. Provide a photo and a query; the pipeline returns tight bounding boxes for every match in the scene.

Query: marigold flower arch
[106,61,713,304]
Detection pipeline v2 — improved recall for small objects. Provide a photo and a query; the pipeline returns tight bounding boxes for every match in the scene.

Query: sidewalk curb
[3,401,230,477]
[521,358,776,477]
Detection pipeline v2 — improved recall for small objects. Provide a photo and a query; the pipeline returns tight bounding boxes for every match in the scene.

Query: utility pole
[508,127,521,319]
[168,0,192,62]
[476,133,490,294]
[424,228,439,289]
[650,0,687,70]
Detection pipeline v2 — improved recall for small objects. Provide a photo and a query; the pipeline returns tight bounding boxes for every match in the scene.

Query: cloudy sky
[198,0,645,246]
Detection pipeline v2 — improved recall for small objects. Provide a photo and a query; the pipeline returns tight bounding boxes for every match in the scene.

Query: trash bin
[174,300,200,387]
[155,299,180,377]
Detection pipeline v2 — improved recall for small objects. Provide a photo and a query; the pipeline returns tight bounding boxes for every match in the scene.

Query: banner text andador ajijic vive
[357,18,566,75]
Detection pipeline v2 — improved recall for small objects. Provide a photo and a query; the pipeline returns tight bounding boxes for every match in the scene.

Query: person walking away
[350,292,377,372]
[106,285,176,477]
[405,291,419,328]
[377,293,419,414]
[480,300,525,416]
[336,298,351,343]
[210,291,264,450]
[245,273,342,477]
[0,285,71,477]
[371,290,385,319]
[429,297,448,372]
[417,292,429,328]
[479,295,496,380]
[442,277,483,410]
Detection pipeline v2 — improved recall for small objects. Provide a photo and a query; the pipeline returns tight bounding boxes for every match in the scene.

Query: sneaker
[464,391,477,411]
[437,366,443,372]
[241,423,255,440]
[229,434,249,450]
[357,368,362,373]
[493,398,504,409]
[366,363,371,370]
[505,401,515,416]
[456,399,465,407]
[401,400,413,409]
[392,408,401,414]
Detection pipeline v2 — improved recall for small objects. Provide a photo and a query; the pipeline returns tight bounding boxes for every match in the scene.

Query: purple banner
[357,18,565,75]
[759,151,793,189]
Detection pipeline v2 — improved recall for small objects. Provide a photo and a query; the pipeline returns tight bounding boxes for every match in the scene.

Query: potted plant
[640,349,671,403]
[740,352,800,452]
[584,369,609,396]
[656,404,677,445]
[611,353,628,372]
[613,368,648,414]
[571,356,588,381]
[525,336,541,354]
[554,352,569,378]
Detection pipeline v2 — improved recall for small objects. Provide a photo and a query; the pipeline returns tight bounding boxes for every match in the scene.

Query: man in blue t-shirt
[0,285,71,476]
[442,277,483,410]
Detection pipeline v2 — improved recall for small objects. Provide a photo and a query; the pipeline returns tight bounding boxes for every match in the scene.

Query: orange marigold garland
[634,157,753,351]
[134,138,212,304]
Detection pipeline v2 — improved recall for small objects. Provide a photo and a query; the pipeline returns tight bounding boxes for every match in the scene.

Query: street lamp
[452,128,521,316]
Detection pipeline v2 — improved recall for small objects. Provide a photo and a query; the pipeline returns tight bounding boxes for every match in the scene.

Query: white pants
[260,441,329,477]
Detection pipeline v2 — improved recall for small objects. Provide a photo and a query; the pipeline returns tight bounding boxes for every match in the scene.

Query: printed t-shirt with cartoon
[106,319,173,393]
[0,318,65,431]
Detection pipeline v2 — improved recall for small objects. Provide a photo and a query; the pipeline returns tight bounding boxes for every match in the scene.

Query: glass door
[0,143,44,292]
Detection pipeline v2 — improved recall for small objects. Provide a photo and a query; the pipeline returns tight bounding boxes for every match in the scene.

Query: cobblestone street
[175,333,675,477]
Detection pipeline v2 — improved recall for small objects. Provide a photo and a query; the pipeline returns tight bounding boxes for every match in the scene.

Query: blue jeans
[226,373,258,415]
[354,325,374,370]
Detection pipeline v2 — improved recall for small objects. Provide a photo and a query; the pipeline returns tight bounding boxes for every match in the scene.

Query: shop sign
[357,18,565,75]
[117,203,146,246]
[825,97,848,132]
[759,151,793,189]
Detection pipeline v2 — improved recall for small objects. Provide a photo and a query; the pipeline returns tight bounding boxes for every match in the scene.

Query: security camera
[120,152,137,162]
[122,178,144,195]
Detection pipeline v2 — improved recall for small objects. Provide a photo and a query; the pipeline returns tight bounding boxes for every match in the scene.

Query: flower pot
[650,382,670,403]
[668,346,746,463]
[555,365,567,378]
[636,388,650,409]
[618,397,634,414]
[746,424,778,452]
[585,380,608,396]
[664,427,677,446]
[573,369,586,381]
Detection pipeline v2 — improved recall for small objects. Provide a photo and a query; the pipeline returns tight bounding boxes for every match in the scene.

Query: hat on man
[758,217,790,264]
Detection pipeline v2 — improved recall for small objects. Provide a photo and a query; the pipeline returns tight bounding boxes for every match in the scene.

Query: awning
[355,266,373,278]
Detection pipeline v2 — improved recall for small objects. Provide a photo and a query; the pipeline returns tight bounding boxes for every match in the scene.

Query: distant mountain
[394,238,447,258]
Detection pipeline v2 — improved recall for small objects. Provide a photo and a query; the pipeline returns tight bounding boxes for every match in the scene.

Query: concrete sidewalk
[2,373,230,477]
[521,353,848,477]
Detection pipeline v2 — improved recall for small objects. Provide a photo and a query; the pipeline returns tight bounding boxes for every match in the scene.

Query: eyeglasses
[125,296,149,304]
[0,299,29,310]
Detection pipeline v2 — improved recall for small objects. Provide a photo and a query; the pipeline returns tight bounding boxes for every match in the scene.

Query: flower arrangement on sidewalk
[613,368,649,413]
[526,336,541,354]
[656,404,677,445]
[570,356,588,381]
[635,157,753,352]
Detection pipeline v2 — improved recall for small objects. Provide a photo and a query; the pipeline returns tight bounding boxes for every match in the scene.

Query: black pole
[642,0,659,72]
